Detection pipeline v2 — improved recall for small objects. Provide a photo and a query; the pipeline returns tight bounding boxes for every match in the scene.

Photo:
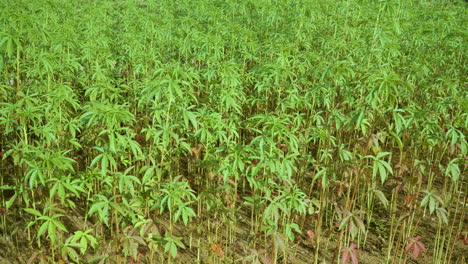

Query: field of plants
[0,0,467,263]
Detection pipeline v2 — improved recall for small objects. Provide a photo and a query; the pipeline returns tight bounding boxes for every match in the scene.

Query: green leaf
[48,222,57,243]
[6,192,17,209]
[429,198,436,214]
[446,159,460,182]
[54,219,68,232]
[24,208,42,217]
[90,153,103,168]
[101,154,109,175]
[372,160,379,181]
[373,189,389,209]
[170,242,177,258]
[339,215,350,231]
[378,161,387,184]
[66,246,80,262]
[421,194,430,208]
[80,236,88,253]
[435,207,448,225]
[88,202,104,216]
[381,160,393,175]
[176,241,185,249]
[286,223,301,242]
[38,221,48,238]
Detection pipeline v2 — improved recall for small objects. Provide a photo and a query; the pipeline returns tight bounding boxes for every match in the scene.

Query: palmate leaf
[27,212,68,244]
[405,236,426,260]
[88,194,113,226]
[126,137,143,159]
[2,0,466,262]
[48,178,66,203]
[435,207,448,225]
[285,223,301,242]
[365,152,393,184]
[445,158,460,182]
[338,145,353,162]
[339,210,365,239]
[341,243,359,264]
[420,190,443,215]
[25,164,46,189]
[378,160,393,184]
[181,107,199,130]
[61,243,81,263]
[314,167,328,187]
[0,34,18,58]
[174,203,196,226]
[121,227,145,260]
[264,198,282,223]
[69,229,97,255]
[164,235,185,258]
[116,167,141,195]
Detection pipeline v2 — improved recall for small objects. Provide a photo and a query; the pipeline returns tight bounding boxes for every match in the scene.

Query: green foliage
[364,152,393,184]
[24,206,68,245]
[67,229,98,255]
[163,234,186,259]
[0,0,465,263]
[420,190,444,215]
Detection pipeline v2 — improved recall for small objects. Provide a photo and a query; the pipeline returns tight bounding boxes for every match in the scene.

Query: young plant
[341,243,359,264]
[405,236,427,261]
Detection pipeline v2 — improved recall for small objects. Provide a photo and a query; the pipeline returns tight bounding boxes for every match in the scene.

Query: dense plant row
[0,0,466,263]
